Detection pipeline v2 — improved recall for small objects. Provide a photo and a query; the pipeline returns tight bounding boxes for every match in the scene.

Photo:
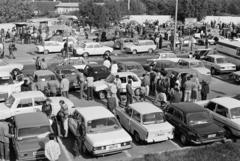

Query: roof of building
[15,112,50,129]
[210,97,240,109]
[129,102,162,114]
[170,102,206,114]
[55,2,79,8]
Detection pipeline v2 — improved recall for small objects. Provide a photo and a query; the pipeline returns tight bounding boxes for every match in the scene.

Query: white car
[0,91,74,120]
[116,102,174,143]
[201,55,236,75]
[73,42,113,57]
[92,72,141,99]
[147,52,180,63]
[36,41,64,54]
[0,59,23,73]
[0,71,23,102]
[123,40,157,54]
[73,106,132,156]
[197,97,240,138]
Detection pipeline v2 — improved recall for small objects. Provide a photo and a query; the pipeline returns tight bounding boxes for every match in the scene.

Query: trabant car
[123,40,156,54]
[116,102,174,143]
[165,102,226,145]
[117,61,145,77]
[11,112,52,161]
[0,71,23,101]
[198,97,240,138]
[147,52,180,63]
[201,55,236,75]
[92,72,141,99]
[72,106,132,156]
[0,91,74,120]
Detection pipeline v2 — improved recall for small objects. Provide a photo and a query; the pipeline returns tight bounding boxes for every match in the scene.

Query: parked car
[82,64,110,81]
[0,91,74,120]
[147,52,180,63]
[0,71,23,102]
[72,106,132,156]
[36,41,64,54]
[11,112,52,161]
[197,97,240,138]
[143,60,178,72]
[164,102,226,145]
[123,40,156,54]
[116,102,174,143]
[73,42,113,57]
[113,38,136,49]
[193,48,215,60]
[0,59,23,74]
[201,55,236,75]
[117,61,145,77]
[92,72,141,99]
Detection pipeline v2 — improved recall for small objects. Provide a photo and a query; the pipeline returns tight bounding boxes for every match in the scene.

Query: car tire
[132,50,137,55]
[99,91,106,100]
[180,133,188,145]
[104,50,111,56]
[83,52,89,58]
[134,131,141,143]
[211,68,217,75]
[148,48,153,54]
[134,87,141,96]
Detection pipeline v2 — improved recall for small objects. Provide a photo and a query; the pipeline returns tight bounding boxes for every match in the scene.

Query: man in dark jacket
[42,99,52,118]
[21,80,31,91]
[201,80,209,100]
[126,80,133,107]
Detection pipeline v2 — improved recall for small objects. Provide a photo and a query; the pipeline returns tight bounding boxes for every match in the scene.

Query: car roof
[11,91,45,99]
[138,40,154,43]
[210,97,240,109]
[115,72,139,77]
[0,71,11,77]
[15,112,50,129]
[207,54,225,58]
[170,102,205,114]
[118,61,141,66]
[180,58,201,63]
[75,106,114,121]
[129,102,162,114]
[196,48,212,51]
[34,70,55,76]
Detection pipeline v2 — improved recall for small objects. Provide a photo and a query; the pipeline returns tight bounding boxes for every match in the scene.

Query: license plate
[208,134,216,138]
[107,144,119,150]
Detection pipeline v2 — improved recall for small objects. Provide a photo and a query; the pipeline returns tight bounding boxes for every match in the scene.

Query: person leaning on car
[60,75,70,98]
[48,76,60,96]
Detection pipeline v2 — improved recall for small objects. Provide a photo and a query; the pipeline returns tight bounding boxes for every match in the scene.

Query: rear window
[18,126,51,138]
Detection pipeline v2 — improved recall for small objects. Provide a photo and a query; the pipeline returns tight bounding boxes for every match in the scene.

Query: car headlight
[121,142,131,146]
[93,146,106,151]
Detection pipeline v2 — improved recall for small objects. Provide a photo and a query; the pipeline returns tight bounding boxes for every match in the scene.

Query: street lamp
[173,0,178,51]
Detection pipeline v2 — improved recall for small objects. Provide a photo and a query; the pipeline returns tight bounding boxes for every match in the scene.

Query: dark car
[83,64,110,81]
[143,60,179,72]
[164,102,226,145]
[117,61,146,77]
[11,112,52,161]
[54,65,80,89]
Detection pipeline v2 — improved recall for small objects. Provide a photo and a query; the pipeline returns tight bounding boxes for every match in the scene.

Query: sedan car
[116,102,174,143]
[164,102,226,145]
[72,106,132,156]
[147,52,180,63]
[73,42,113,57]
[12,112,51,161]
[0,59,23,74]
[82,64,110,81]
[123,40,156,54]
[36,41,64,54]
[117,61,145,77]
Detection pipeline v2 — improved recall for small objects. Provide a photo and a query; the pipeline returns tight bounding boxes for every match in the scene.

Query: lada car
[198,97,240,138]
[0,59,23,73]
[72,106,132,156]
[201,55,236,75]
[0,71,23,101]
[11,112,52,161]
[117,61,145,77]
[92,72,141,99]
[116,102,174,143]
[82,64,110,81]
[0,91,74,120]
[123,40,156,54]
[164,102,226,145]
[147,52,180,63]
[73,42,113,57]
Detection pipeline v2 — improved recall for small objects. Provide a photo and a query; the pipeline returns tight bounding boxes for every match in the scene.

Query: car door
[131,110,147,139]
[11,98,35,116]
[213,104,231,128]
[85,44,94,55]
[118,107,133,131]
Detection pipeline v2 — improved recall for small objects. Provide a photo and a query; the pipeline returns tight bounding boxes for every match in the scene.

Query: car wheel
[180,133,188,145]
[44,50,49,55]
[99,91,106,100]
[148,48,153,54]
[132,50,137,55]
[83,52,89,58]
[134,87,141,96]
[134,131,141,143]
[211,68,216,75]
[104,50,110,56]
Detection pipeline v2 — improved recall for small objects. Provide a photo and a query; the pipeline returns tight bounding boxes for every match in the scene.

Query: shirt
[44,140,61,161]
[0,122,11,143]
[115,78,122,89]
[60,78,70,92]
[48,80,60,94]
[86,77,94,87]
[111,64,118,74]
[103,60,111,68]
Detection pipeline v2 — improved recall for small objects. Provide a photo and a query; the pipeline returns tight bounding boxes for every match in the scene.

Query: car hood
[7,63,24,71]
[86,129,132,147]
[92,80,109,91]
[218,63,236,68]
[191,123,223,135]
[193,67,210,75]
[142,122,174,132]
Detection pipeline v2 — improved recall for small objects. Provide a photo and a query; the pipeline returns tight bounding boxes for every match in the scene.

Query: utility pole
[173,0,178,51]
[128,0,131,11]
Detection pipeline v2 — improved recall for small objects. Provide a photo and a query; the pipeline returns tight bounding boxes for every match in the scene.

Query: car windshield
[142,112,164,125]
[105,74,115,83]
[230,107,240,119]
[188,112,210,126]
[5,95,15,108]
[38,75,56,81]
[216,58,227,64]
[189,61,204,68]
[61,69,76,75]
[126,64,143,71]
[18,126,51,138]
[0,76,13,85]
[87,117,120,133]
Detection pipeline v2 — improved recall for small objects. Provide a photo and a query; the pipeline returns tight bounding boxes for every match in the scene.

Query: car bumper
[190,137,226,144]
[91,145,132,156]
[145,134,174,143]
[218,69,236,74]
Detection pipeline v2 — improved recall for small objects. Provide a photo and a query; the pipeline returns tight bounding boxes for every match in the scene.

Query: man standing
[142,73,150,96]
[78,72,85,99]
[44,133,61,161]
[42,99,53,119]
[159,34,163,49]
[63,39,68,58]
[0,121,14,161]
[57,100,69,138]
[201,80,209,100]
[48,76,60,96]
[86,76,94,100]
[126,80,133,107]
[60,75,69,98]
[40,58,48,70]
[8,40,16,59]
[114,75,122,105]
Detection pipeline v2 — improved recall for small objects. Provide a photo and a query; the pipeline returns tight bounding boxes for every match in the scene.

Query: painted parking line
[123,150,132,158]
[57,137,74,161]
